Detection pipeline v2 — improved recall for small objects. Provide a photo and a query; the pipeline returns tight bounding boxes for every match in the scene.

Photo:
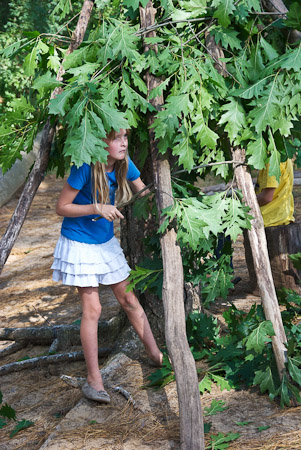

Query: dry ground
[0,174,300,449]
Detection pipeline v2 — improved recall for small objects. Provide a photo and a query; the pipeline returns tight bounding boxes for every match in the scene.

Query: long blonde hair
[92,130,133,208]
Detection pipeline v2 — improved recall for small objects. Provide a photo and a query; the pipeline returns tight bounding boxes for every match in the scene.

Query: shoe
[82,381,111,404]
[148,357,162,368]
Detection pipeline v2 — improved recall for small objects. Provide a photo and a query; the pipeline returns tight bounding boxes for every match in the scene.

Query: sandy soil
[0,174,300,449]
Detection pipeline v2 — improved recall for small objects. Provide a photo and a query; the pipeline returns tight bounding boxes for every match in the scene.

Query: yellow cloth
[257,160,294,227]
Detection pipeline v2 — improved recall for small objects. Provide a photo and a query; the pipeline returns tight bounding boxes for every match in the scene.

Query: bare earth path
[0,174,300,449]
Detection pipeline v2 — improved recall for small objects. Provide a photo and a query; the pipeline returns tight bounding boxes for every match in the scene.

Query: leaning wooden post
[204,31,287,379]
[232,149,287,377]
[0,0,95,274]
[140,3,205,449]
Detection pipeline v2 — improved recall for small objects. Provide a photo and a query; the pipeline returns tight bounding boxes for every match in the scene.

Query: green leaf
[285,2,301,31]
[246,135,267,170]
[24,46,37,76]
[123,0,148,10]
[63,112,108,166]
[48,86,79,116]
[172,131,195,170]
[210,27,241,51]
[0,403,16,420]
[199,374,213,394]
[192,115,219,149]
[260,37,279,62]
[166,93,193,117]
[288,357,301,386]
[211,374,232,391]
[235,421,252,426]
[219,99,246,142]
[10,419,34,438]
[91,101,129,131]
[245,320,275,353]
[1,38,28,57]
[231,76,273,99]
[268,131,281,181]
[47,54,61,72]
[67,63,99,76]
[212,0,235,28]
[207,432,240,450]
[288,252,301,270]
[254,367,276,394]
[249,80,279,133]
[257,425,270,432]
[36,39,49,55]
[63,45,91,70]
[148,77,171,100]
[32,71,62,93]
[280,47,301,72]
[204,399,228,416]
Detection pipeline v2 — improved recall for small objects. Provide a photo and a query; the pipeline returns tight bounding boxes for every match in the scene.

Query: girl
[51,129,162,403]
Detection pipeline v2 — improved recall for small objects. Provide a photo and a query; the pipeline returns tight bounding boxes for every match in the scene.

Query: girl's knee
[119,291,139,311]
[82,300,102,321]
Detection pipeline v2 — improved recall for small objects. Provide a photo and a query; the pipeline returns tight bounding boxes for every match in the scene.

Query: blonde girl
[51,129,162,403]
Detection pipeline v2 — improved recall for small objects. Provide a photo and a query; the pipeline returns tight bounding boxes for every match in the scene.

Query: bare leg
[78,286,105,391]
[110,279,162,365]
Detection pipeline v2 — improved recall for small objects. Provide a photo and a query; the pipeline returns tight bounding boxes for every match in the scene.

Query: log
[0,0,95,274]
[0,348,111,376]
[232,148,287,378]
[0,315,125,350]
[244,222,301,294]
[140,3,205,450]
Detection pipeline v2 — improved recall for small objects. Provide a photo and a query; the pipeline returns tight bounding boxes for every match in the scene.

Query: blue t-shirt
[61,158,140,244]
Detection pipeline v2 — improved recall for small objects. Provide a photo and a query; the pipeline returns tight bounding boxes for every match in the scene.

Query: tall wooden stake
[232,149,287,377]
[0,0,95,274]
[204,30,287,379]
[140,3,205,449]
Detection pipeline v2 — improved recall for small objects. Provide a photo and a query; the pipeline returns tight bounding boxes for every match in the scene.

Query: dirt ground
[0,174,300,449]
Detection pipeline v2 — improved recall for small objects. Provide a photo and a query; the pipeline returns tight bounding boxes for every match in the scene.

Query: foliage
[146,289,301,407]
[0,1,299,246]
[288,252,301,270]
[0,390,34,438]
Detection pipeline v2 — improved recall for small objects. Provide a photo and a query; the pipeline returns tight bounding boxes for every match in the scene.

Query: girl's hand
[97,204,124,222]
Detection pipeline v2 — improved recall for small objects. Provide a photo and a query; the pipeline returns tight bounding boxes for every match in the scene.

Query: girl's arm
[129,177,149,196]
[56,182,124,221]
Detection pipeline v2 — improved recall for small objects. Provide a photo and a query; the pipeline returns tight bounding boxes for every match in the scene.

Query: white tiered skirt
[51,235,131,287]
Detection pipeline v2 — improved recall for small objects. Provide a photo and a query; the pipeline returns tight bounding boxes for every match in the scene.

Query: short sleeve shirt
[61,158,140,244]
[256,160,294,227]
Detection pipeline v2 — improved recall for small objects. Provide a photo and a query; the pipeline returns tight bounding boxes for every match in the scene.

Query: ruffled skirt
[51,235,131,287]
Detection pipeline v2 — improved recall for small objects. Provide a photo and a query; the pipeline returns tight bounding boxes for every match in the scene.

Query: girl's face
[105,129,128,163]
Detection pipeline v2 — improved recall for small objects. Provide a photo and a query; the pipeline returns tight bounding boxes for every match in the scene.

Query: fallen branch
[0,314,125,350]
[114,386,137,409]
[0,342,25,359]
[0,348,111,376]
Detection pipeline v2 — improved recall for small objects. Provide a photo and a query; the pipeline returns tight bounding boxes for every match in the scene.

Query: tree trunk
[140,3,205,449]
[232,148,287,377]
[0,0,95,274]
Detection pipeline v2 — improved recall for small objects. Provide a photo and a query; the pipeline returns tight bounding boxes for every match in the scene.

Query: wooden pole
[204,29,287,379]
[0,0,95,274]
[232,148,287,377]
[140,3,205,449]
